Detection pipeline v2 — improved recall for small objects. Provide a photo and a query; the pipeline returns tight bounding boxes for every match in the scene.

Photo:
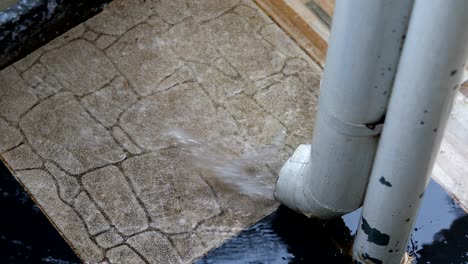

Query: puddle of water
[165,128,287,200]
[341,180,468,263]
[197,205,353,263]
[410,180,468,263]
[198,178,467,263]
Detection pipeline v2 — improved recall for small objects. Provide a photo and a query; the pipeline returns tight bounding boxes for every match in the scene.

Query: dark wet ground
[0,162,80,264]
[198,181,468,264]
[197,206,353,264]
[1,158,467,263]
[410,181,467,263]
[0,0,110,69]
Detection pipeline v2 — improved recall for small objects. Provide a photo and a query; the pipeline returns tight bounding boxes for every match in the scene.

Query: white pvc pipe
[274,0,414,218]
[352,0,468,263]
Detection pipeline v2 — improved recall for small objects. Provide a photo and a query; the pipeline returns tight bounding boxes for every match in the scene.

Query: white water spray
[165,128,286,200]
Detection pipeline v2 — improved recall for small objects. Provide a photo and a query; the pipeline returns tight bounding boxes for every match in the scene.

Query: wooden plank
[255,0,328,66]
[254,0,332,66]
[305,0,333,27]
[288,0,330,39]
[313,0,335,17]
[297,0,335,19]
[461,80,468,97]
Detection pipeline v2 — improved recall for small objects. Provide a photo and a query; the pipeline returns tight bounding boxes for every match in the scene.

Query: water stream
[165,128,287,200]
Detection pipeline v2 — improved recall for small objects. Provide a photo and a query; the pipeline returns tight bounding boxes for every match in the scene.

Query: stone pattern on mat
[0,0,322,263]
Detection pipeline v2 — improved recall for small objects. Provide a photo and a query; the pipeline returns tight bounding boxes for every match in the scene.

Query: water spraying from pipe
[164,128,286,200]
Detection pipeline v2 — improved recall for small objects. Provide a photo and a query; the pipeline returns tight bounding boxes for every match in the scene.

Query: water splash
[165,128,286,200]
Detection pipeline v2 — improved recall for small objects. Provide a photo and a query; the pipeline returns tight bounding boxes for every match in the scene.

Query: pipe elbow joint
[274,144,355,219]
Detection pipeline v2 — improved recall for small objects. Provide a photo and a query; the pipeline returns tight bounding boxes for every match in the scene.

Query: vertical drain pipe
[274,0,413,218]
[352,0,468,263]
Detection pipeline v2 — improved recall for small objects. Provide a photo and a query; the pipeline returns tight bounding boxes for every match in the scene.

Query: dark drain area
[0,162,80,264]
[198,180,468,264]
[0,0,111,70]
